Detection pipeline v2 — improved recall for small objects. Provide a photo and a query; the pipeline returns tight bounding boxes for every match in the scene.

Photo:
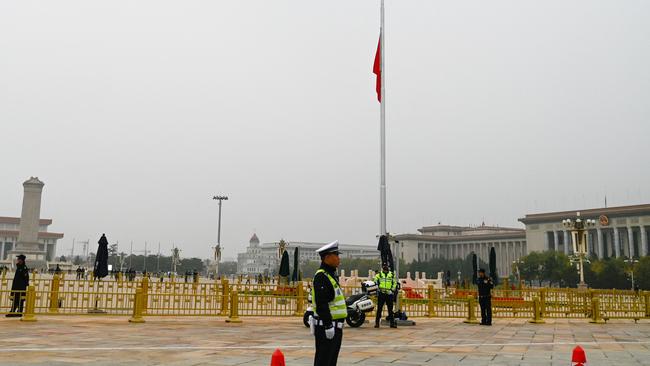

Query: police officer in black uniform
[311,240,345,366]
[6,254,29,318]
[475,268,493,325]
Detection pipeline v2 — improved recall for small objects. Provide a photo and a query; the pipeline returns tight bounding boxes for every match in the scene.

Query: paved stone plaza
[0,316,649,365]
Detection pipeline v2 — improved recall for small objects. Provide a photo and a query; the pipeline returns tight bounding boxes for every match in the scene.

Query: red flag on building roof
[373,38,381,102]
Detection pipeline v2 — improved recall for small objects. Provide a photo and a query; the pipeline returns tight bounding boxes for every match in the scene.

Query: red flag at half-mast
[373,38,381,102]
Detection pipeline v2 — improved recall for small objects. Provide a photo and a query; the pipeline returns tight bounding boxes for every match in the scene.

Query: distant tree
[218,261,237,275]
[519,251,543,286]
[59,255,67,262]
[73,255,83,265]
[589,258,629,289]
[540,251,573,287]
[108,243,118,257]
[300,260,320,279]
[634,257,650,290]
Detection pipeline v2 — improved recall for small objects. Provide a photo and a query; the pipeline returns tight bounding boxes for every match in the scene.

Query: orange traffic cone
[572,345,587,366]
[270,348,285,366]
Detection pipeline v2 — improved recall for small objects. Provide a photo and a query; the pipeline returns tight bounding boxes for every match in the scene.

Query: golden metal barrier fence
[1,275,649,322]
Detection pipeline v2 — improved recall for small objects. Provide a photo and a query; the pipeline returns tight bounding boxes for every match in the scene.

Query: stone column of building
[596,228,604,259]
[505,242,511,277]
[501,242,507,277]
[495,242,501,276]
[640,225,648,257]
[563,231,570,255]
[553,231,559,251]
[0,243,4,261]
[544,232,550,251]
[627,227,635,258]
[436,243,441,259]
[613,227,621,258]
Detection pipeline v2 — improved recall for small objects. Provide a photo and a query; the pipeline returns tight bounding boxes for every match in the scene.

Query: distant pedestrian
[475,268,493,326]
[6,255,29,318]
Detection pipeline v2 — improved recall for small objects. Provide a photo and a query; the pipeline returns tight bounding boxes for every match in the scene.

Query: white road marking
[0,341,648,353]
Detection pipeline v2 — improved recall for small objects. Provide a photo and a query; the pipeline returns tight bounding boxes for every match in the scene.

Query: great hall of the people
[393,204,650,277]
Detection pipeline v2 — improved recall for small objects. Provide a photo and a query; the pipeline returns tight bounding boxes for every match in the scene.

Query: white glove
[325,326,335,340]
[309,315,315,336]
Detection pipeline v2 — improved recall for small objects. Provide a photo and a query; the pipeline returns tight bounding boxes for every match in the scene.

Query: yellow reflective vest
[312,269,347,320]
[374,271,396,293]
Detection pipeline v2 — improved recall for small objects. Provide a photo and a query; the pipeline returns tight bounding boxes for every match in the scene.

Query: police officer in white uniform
[311,241,346,366]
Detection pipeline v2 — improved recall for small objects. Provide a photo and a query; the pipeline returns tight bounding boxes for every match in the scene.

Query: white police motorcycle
[303,280,376,328]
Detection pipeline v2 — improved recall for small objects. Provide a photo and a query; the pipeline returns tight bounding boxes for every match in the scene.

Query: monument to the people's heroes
[7,177,49,269]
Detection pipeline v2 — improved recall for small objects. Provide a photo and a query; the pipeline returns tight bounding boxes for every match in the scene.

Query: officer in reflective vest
[373,263,397,328]
[312,240,346,366]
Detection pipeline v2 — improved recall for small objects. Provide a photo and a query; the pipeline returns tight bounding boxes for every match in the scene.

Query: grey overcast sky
[1,1,649,259]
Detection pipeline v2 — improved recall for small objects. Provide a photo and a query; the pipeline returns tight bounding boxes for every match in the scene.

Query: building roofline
[258,241,375,250]
[417,225,523,233]
[0,230,64,239]
[0,217,53,225]
[395,232,525,243]
[518,203,650,224]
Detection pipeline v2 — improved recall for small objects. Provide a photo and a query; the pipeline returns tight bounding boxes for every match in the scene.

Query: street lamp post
[512,259,523,287]
[562,212,596,290]
[212,195,228,277]
[624,258,639,290]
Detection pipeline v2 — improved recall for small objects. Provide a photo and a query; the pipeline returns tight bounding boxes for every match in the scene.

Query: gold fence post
[129,287,145,323]
[589,297,605,324]
[427,284,436,318]
[294,281,304,316]
[644,291,650,319]
[140,276,149,314]
[21,286,37,322]
[539,288,546,318]
[220,279,230,316]
[463,295,480,324]
[226,290,242,323]
[529,297,545,324]
[48,274,60,313]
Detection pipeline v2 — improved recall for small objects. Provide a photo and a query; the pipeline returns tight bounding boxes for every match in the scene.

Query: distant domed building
[236,234,376,275]
[237,233,265,274]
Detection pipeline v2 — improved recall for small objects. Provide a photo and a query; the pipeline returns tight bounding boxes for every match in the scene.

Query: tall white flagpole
[380,0,386,237]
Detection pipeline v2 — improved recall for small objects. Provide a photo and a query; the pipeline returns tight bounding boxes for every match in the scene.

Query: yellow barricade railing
[1,275,649,321]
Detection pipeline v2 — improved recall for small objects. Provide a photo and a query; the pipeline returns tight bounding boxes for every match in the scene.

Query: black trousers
[10,291,25,314]
[375,292,394,324]
[479,296,492,325]
[314,324,343,366]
